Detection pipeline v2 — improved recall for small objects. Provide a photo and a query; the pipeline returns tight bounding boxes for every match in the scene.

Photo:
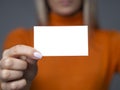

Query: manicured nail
[33,52,42,59]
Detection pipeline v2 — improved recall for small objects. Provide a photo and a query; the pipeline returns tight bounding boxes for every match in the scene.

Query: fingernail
[33,52,42,59]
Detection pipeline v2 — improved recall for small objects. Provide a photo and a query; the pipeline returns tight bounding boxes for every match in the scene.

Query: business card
[34,26,88,56]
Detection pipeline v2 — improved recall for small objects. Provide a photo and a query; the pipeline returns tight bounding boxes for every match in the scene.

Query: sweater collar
[48,11,84,26]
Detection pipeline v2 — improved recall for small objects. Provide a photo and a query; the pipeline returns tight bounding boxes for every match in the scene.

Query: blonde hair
[35,0,98,28]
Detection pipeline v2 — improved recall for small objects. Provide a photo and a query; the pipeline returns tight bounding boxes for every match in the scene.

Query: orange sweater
[3,12,120,90]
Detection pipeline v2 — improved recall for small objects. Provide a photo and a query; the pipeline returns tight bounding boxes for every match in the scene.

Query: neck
[48,11,84,26]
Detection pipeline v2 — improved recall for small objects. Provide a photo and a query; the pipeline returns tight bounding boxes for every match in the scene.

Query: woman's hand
[0,45,42,90]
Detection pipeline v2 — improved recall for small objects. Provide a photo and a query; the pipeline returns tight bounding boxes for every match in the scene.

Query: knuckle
[22,61,28,70]
[1,70,10,81]
[21,79,27,88]
[15,71,24,78]
[19,71,24,77]
[3,58,12,69]
[12,46,19,54]
[10,79,27,90]
[2,49,9,57]
[11,83,18,90]
[12,45,24,54]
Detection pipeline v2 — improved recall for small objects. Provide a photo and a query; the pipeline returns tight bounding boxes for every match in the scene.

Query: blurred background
[0,0,120,90]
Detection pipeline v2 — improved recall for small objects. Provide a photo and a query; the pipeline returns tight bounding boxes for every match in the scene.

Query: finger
[20,55,27,60]
[3,45,42,60]
[0,69,23,82]
[1,78,26,90]
[20,55,36,65]
[0,57,27,70]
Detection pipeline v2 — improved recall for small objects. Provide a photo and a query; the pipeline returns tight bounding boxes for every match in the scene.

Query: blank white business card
[34,26,88,56]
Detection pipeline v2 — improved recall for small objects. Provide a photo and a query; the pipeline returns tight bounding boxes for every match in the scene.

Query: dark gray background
[0,0,120,90]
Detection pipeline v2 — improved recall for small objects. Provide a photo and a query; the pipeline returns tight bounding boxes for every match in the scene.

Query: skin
[47,0,82,16]
[0,45,42,90]
[0,0,82,90]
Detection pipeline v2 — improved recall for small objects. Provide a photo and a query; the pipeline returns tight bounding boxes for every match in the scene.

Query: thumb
[20,52,42,64]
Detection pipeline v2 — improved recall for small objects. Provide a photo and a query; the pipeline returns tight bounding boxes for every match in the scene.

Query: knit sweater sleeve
[111,31,120,73]
[2,28,33,51]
